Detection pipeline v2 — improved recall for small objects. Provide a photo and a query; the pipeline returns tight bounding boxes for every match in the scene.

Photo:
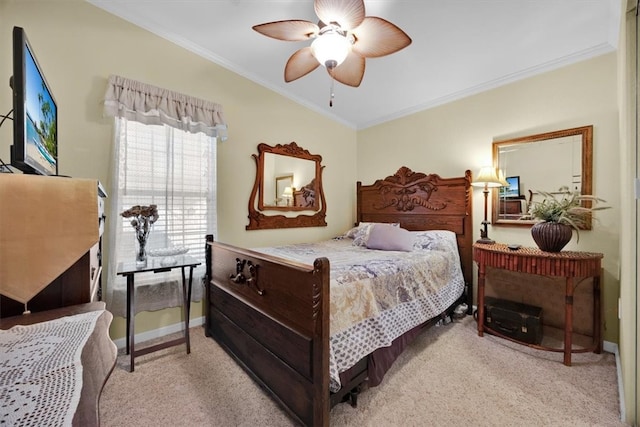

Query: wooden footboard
[205,235,331,427]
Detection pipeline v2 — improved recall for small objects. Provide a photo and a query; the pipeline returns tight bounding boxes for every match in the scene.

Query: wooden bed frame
[205,167,473,426]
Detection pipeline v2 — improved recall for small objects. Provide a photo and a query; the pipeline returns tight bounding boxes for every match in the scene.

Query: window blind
[107,118,217,316]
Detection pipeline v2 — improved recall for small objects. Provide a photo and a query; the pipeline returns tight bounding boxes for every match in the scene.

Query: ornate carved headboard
[293,178,316,208]
[356,167,473,286]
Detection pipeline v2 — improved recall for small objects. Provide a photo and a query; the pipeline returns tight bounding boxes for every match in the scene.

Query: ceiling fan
[252,0,412,98]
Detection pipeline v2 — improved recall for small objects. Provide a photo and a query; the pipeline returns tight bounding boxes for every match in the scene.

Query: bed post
[204,234,213,337]
[355,181,362,226]
[311,257,331,427]
[463,169,474,314]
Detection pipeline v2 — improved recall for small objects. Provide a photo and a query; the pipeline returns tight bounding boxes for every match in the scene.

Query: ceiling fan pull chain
[329,76,335,107]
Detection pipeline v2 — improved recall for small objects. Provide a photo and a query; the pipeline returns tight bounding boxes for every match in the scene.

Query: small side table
[473,243,603,366]
[117,254,201,372]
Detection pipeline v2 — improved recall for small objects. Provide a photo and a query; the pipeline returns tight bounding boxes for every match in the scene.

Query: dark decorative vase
[531,222,573,252]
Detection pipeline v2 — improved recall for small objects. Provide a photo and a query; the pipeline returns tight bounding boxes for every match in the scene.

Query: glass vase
[136,236,148,267]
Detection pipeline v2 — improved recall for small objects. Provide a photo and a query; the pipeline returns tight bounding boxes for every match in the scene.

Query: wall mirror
[491,125,593,227]
[247,141,327,230]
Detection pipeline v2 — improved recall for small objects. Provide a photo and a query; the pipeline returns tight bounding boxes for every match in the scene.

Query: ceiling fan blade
[328,51,365,87]
[285,47,321,82]
[314,0,365,30]
[253,20,319,41]
[351,17,412,58]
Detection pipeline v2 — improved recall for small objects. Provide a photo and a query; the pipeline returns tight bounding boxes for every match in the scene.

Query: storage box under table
[484,296,543,345]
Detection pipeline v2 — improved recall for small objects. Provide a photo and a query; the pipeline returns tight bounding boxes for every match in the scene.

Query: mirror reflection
[273,175,293,207]
[247,141,327,230]
[492,125,593,226]
[262,153,317,209]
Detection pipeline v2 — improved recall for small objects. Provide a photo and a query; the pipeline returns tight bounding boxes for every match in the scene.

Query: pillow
[365,223,416,252]
[346,222,400,246]
[344,223,368,239]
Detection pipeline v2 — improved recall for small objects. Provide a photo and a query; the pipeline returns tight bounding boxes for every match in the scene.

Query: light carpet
[100,316,626,426]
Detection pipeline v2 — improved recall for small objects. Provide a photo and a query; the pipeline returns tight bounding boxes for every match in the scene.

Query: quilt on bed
[255,229,465,392]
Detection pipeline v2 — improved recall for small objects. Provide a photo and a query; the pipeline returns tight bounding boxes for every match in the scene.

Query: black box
[484,297,543,345]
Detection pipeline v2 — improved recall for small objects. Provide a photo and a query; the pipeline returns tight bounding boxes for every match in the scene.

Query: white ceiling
[87,0,620,130]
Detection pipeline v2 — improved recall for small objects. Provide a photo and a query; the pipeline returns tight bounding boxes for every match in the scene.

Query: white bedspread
[255,230,465,392]
[0,310,103,426]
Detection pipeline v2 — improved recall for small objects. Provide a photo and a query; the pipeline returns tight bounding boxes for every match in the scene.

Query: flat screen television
[10,26,58,176]
[500,175,521,198]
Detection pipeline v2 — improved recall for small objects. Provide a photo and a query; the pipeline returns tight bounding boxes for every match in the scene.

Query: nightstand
[473,243,603,366]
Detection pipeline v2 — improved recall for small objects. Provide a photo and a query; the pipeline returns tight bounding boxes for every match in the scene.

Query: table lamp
[471,166,504,244]
[282,186,293,206]
[497,169,510,187]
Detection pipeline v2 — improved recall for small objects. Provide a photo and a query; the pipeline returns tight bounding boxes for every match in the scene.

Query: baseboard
[112,316,205,349]
[607,341,626,422]
[603,340,616,354]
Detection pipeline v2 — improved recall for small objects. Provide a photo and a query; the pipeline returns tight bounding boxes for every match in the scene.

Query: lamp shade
[311,31,351,68]
[282,186,293,197]
[497,169,510,187]
[471,166,503,188]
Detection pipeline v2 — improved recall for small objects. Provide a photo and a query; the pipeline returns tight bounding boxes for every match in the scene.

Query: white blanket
[256,230,465,391]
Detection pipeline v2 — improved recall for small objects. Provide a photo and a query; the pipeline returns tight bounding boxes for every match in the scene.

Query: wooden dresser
[0,174,107,317]
[499,198,524,214]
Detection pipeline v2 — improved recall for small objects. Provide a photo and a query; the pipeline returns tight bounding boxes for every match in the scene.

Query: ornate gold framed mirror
[491,125,593,227]
[247,141,327,230]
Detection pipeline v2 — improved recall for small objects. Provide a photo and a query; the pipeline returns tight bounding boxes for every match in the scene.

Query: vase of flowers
[524,186,609,252]
[121,204,159,266]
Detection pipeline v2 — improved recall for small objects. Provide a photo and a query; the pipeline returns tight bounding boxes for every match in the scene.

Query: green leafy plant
[524,186,610,241]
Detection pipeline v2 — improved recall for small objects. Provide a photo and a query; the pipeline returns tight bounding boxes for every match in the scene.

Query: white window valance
[103,74,228,140]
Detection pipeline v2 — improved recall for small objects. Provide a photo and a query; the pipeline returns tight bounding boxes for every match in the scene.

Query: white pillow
[346,222,400,246]
[365,223,416,252]
[344,223,368,239]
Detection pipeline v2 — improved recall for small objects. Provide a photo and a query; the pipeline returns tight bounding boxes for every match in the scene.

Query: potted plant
[524,186,610,252]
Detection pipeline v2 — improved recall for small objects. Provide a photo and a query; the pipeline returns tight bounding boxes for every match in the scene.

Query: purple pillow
[365,223,416,252]
[347,222,400,246]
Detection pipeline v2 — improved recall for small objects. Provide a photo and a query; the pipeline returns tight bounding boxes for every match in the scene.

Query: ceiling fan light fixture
[253,0,410,90]
[310,30,351,69]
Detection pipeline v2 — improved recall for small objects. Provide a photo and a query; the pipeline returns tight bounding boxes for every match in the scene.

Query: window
[107,118,217,316]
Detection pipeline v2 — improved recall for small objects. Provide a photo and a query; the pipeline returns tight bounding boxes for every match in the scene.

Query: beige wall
[358,53,621,344]
[1,2,633,423]
[0,0,357,338]
[617,0,637,424]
